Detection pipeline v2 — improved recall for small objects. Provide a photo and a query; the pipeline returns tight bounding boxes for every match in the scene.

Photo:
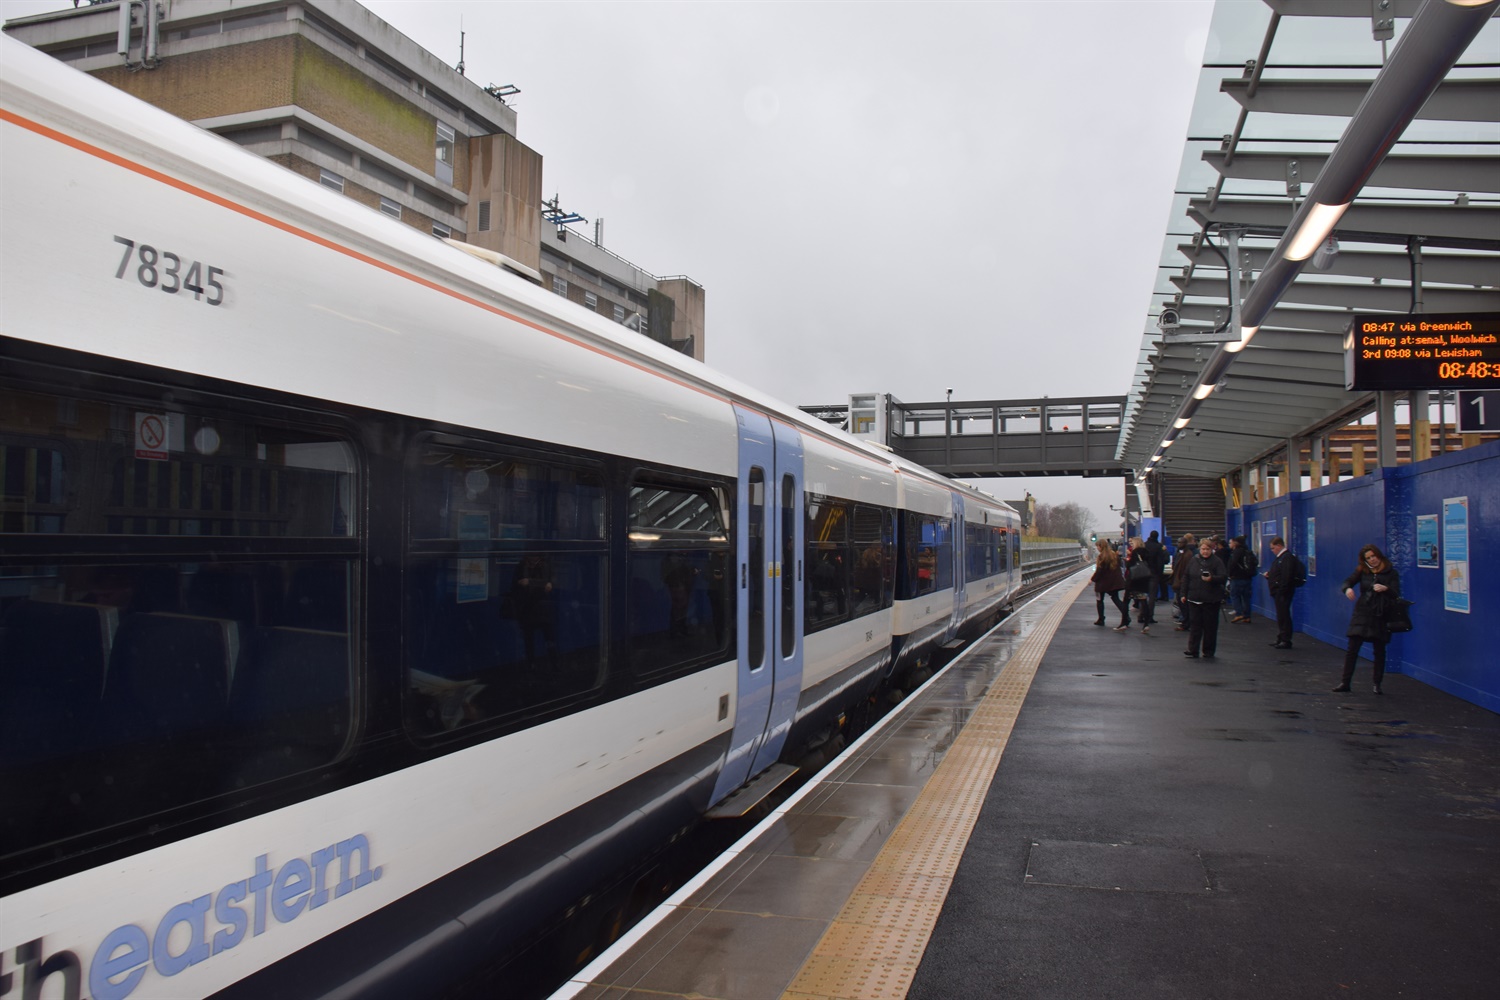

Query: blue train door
[711,407,804,804]
[951,493,966,629]
[750,419,803,776]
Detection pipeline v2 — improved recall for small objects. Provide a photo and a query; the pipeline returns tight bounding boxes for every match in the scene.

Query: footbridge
[801,394,1130,478]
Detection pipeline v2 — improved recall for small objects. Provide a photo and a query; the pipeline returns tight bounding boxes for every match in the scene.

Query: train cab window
[406,440,608,735]
[0,384,357,860]
[627,478,734,680]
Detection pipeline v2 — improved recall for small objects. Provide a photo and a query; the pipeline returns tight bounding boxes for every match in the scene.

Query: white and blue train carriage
[0,33,1022,1000]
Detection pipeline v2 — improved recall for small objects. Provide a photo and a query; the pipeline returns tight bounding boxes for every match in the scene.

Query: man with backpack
[1227,536,1258,623]
[1262,536,1305,649]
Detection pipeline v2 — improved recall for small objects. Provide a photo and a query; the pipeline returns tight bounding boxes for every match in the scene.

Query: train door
[951,493,966,630]
[711,407,804,803]
[749,419,803,776]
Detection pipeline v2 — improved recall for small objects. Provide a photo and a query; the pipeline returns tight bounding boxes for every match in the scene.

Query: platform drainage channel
[1024,840,1210,894]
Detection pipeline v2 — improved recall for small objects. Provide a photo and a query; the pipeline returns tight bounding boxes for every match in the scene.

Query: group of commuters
[1088,530,1401,693]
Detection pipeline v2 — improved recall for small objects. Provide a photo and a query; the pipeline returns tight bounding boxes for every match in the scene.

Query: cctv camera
[1157,308,1180,332]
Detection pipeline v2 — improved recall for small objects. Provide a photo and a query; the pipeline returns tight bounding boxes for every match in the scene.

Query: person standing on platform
[1182,538,1226,659]
[1090,539,1129,630]
[1142,530,1166,604]
[1156,534,1174,602]
[1333,544,1400,695]
[1171,533,1197,630]
[1262,536,1303,649]
[1227,536,1258,623]
[1124,537,1156,633]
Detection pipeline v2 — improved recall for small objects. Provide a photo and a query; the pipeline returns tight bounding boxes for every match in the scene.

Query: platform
[551,573,1500,1000]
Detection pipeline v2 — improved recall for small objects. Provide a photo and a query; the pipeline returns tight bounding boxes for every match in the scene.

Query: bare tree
[1034,501,1097,542]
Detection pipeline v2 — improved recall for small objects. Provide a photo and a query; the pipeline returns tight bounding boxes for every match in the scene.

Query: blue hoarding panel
[1234,440,1498,713]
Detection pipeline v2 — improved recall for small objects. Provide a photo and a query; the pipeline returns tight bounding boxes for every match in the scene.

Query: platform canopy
[1119,0,1500,480]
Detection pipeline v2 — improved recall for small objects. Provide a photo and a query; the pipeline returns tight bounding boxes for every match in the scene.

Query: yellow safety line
[782,575,1091,1000]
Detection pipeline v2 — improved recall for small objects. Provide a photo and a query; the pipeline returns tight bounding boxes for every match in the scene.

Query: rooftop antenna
[542,193,586,227]
[457,20,465,76]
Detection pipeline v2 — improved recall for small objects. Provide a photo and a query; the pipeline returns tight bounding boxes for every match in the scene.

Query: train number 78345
[113,235,225,305]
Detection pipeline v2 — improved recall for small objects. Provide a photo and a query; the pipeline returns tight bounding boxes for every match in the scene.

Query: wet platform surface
[551,575,1500,1000]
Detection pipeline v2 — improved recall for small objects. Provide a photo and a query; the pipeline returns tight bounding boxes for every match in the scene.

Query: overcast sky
[3,0,1218,533]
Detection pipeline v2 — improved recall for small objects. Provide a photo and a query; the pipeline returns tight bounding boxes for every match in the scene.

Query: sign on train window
[406,439,608,735]
[0,383,357,861]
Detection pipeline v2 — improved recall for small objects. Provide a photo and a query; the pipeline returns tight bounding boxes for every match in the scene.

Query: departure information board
[1345,312,1500,391]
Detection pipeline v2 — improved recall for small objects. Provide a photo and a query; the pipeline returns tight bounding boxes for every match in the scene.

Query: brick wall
[91,35,296,120]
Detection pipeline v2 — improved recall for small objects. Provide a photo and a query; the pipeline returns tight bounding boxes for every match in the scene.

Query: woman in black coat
[1090,539,1129,629]
[1333,543,1400,694]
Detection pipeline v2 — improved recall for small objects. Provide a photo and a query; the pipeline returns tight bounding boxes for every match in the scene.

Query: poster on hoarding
[1442,497,1469,613]
[1416,514,1440,569]
[1306,518,1316,576]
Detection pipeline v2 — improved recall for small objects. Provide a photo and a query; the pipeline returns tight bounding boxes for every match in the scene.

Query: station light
[1173,417,1190,430]
[1223,325,1258,353]
[1193,382,1216,400]
[1284,202,1350,261]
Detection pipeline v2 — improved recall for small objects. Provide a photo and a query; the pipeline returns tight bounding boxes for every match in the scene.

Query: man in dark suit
[1262,536,1298,649]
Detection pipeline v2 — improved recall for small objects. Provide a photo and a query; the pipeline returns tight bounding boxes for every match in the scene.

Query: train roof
[0,34,995,503]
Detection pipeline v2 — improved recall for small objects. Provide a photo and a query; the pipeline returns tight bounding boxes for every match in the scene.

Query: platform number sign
[1457,390,1500,433]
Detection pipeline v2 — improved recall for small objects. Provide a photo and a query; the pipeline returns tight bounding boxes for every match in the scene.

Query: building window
[319,169,344,193]
[477,200,491,233]
[553,276,568,297]
[584,292,597,311]
[435,122,455,186]
[613,304,626,324]
[380,197,401,219]
[433,222,451,239]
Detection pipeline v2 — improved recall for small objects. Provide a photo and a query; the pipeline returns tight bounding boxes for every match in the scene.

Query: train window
[900,512,953,599]
[780,475,796,659]
[746,469,765,669]
[806,495,850,630]
[965,522,1000,580]
[0,383,357,860]
[933,517,954,591]
[854,504,896,611]
[807,498,893,632]
[627,478,733,680]
[406,439,608,734]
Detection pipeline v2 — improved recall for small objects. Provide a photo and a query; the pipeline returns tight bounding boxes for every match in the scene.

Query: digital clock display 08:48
[1438,361,1500,380]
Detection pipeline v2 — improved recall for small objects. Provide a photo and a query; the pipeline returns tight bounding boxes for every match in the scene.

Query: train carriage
[0,34,1021,1000]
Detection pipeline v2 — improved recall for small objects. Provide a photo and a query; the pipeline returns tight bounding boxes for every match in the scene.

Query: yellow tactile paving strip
[782,575,1091,1000]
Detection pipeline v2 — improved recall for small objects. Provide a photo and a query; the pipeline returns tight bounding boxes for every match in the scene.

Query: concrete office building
[5,0,706,359]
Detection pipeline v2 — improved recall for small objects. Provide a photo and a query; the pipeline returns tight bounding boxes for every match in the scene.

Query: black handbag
[1385,598,1415,633]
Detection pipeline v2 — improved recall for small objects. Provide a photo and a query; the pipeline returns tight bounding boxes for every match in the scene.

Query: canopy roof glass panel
[1120,0,1500,479]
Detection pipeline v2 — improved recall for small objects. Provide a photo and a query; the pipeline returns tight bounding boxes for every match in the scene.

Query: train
[0,34,1023,1000]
